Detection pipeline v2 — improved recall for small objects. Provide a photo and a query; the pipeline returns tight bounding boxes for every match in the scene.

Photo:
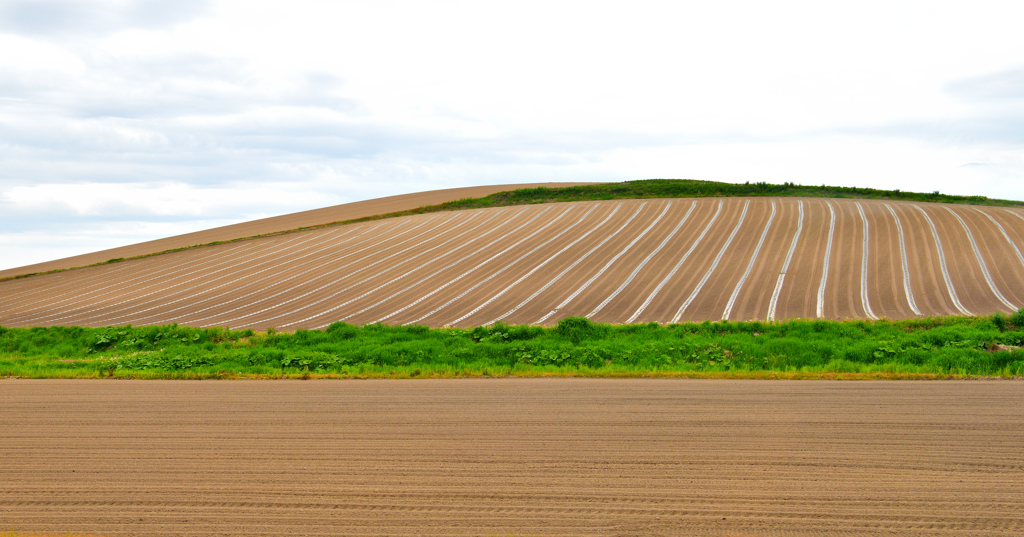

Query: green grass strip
[4,314,1024,379]
[5,179,1020,282]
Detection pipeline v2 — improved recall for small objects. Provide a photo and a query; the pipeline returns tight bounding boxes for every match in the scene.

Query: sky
[1,0,1023,270]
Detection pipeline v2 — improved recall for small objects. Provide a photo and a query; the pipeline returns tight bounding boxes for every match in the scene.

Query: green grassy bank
[3,315,1024,379]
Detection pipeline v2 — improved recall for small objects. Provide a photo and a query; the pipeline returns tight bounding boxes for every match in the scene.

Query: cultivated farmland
[4,197,1024,329]
[2,379,1022,536]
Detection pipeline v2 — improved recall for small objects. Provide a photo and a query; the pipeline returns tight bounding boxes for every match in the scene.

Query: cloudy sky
[1,0,1023,270]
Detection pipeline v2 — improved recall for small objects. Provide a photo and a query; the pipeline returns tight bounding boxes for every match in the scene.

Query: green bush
[326,322,359,340]
[1011,308,1024,330]
[991,312,1008,332]
[556,317,606,344]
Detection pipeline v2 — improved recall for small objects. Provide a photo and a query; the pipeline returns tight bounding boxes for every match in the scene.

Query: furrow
[525,200,670,324]
[0,230,275,310]
[210,213,472,329]
[14,230,325,326]
[672,200,750,324]
[978,209,1024,271]
[399,205,576,326]
[436,204,603,327]
[323,208,531,327]
[945,207,1016,311]
[277,209,507,328]
[856,202,878,320]
[816,200,836,318]
[486,203,628,326]
[884,203,921,315]
[3,238,268,321]
[767,200,804,321]
[451,203,611,327]
[67,226,362,327]
[532,202,663,325]
[122,221,395,327]
[723,200,775,321]
[189,213,454,327]
[585,201,697,321]
[372,207,558,325]
[116,224,377,327]
[331,208,535,326]
[330,210,545,324]
[913,204,972,316]
[625,201,724,324]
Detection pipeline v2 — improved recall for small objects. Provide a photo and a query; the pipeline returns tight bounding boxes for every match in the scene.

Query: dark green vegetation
[3,314,1024,379]
[429,179,1020,212]
[5,179,1019,283]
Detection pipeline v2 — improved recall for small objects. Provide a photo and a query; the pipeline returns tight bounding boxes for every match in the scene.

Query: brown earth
[0,182,595,280]
[1,378,1022,536]
[3,197,1024,329]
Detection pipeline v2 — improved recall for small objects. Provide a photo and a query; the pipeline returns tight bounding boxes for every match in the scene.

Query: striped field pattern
[4,197,1024,329]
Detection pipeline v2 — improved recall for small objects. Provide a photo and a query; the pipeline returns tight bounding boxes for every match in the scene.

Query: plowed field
[4,197,1024,329]
[2,379,1022,536]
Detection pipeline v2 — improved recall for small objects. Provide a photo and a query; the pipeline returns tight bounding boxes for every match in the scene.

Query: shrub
[326,322,359,340]
[1011,308,1024,330]
[555,317,607,344]
[991,312,1008,332]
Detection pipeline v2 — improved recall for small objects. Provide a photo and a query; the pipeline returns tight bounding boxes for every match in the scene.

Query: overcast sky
[1,0,1023,270]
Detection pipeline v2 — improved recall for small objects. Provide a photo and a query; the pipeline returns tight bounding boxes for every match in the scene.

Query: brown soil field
[0,182,594,280]
[4,197,1024,329]
[1,378,1022,536]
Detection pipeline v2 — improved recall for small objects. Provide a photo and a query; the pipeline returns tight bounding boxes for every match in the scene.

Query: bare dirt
[5,197,1024,329]
[1,378,1021,536]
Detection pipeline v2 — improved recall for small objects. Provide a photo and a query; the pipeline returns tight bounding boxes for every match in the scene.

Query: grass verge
[4,179,1020,282]
[3,315,1024,379]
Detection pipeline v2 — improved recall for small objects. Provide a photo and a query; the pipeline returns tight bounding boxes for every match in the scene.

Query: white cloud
[0,0,211,36]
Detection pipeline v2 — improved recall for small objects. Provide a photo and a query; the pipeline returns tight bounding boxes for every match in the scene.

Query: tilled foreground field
[2,379,1022,536]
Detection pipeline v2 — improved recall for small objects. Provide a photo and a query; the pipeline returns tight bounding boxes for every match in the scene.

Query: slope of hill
[0,182,595,280]
[4,195,1024,329]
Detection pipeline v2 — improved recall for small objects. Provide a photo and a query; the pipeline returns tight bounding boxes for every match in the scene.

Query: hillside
[4,193,1024,329]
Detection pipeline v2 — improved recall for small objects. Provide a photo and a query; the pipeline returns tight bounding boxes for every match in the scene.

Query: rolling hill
[3,182,1024,329]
